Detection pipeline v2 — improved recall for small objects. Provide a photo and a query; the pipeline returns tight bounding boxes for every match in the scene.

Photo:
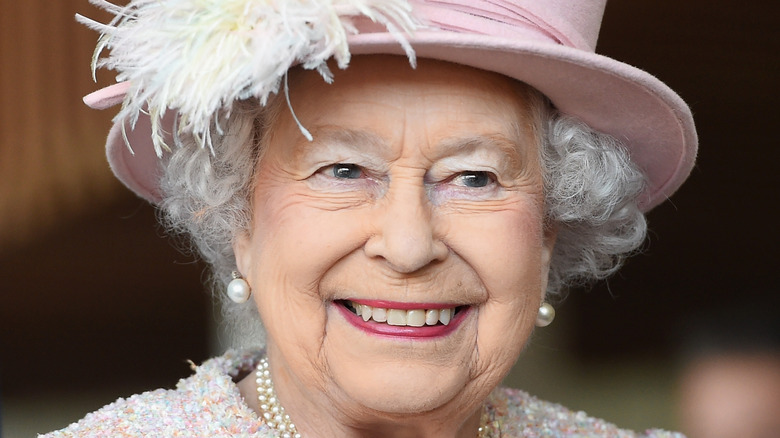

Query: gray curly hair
[159,84,646,346]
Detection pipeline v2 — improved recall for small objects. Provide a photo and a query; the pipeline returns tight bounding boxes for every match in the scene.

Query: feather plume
[77,0,421,156]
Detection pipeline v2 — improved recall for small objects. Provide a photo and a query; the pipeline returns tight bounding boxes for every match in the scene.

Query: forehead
[266,56,540,160]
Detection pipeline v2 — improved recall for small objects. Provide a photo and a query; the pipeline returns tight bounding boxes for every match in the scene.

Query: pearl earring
[227,271,251,304]
[535,302,555,327]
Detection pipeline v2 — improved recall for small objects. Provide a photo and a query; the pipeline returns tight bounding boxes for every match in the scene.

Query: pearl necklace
[256,358,301,438]
[255,357,501,438]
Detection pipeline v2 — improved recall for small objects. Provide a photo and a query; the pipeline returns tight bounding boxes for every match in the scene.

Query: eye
[309,162,383,198]
[331,163,363,179]
[452,171,494,188]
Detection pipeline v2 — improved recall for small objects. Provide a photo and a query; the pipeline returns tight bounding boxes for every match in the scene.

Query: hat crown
[417,0,607,51]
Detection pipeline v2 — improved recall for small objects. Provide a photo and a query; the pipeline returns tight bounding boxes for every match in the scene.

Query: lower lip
[335,303,470,339]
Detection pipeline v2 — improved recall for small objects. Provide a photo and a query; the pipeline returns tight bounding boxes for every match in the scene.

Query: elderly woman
[45,0,696,436]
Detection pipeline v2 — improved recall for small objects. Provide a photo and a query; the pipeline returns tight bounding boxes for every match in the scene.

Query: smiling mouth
[338,300,467,327]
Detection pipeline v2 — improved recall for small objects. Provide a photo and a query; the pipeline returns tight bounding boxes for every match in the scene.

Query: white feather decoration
[77,0,421,156]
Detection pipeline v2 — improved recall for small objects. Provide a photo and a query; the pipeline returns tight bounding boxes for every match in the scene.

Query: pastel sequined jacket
[41,350,684,437]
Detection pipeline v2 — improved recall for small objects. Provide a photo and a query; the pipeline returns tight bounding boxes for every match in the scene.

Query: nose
[364,182,448,274]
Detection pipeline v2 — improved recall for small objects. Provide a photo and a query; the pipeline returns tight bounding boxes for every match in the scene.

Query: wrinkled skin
[235,56,556,438]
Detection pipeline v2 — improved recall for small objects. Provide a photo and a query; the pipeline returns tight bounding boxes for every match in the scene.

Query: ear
[232,230,253,278]
[540,224,557,300]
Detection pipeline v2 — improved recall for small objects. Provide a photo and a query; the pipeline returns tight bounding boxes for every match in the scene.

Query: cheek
[253,185,372,280]
[443,201,545,294]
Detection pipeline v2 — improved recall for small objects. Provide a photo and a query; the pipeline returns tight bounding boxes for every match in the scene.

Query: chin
[332,360,473,415]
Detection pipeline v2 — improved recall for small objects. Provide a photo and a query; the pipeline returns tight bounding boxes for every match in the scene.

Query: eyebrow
[436,133,527,171]
[311,128,387,152]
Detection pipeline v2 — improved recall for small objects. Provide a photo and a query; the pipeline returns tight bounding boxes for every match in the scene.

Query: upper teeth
[350,301,455,326]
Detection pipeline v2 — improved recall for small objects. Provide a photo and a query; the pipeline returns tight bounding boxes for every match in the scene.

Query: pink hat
[82,0,696,211]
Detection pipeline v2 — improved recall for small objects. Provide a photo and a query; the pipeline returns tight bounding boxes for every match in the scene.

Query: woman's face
[235,56,555,429]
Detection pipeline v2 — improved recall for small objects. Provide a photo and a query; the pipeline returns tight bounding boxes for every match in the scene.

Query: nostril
[364,233,447,274]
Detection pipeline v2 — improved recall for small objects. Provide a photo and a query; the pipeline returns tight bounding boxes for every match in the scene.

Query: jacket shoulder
[39,351,270,437]
[491,387,685,437]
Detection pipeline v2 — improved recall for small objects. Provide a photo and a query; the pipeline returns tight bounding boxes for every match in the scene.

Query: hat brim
[97,30,697,211]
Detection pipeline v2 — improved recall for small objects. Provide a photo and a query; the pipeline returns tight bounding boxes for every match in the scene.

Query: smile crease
[341,300,463,327]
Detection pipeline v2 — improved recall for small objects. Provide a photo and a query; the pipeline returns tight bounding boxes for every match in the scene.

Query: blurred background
[1,0,778,437]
